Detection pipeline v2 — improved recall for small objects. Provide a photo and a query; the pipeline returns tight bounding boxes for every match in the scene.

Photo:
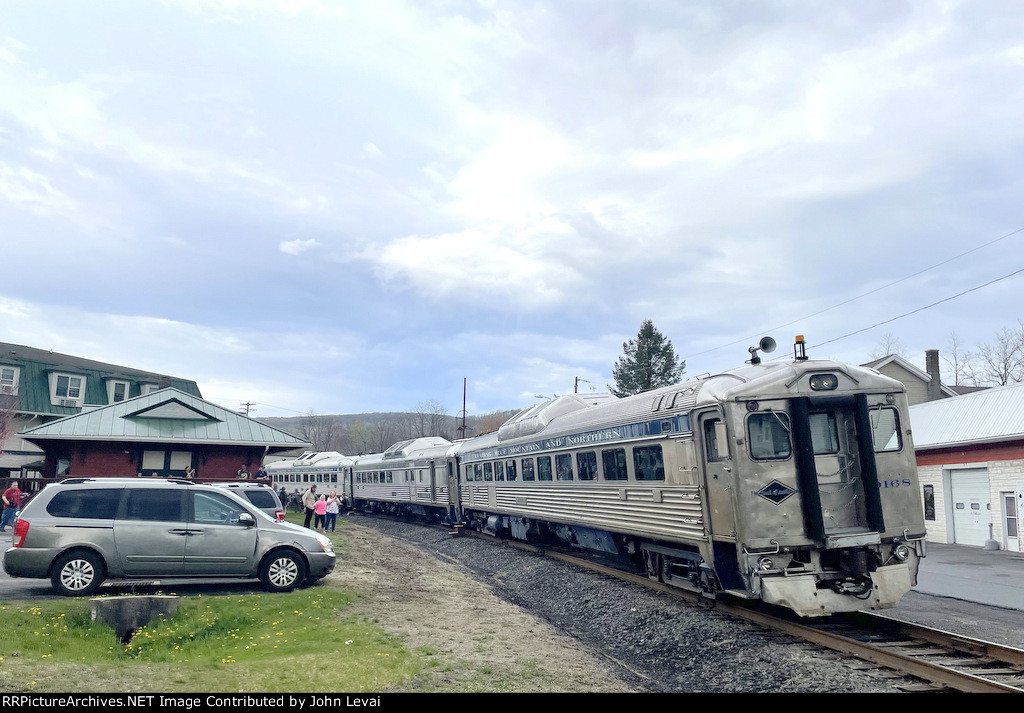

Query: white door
[950,468,991,546]
[1005,491,1020,553]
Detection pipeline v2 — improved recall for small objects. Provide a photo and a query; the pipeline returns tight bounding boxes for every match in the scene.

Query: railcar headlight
[893,544,910,561]
[758,557,775,571]
[809,374,839,391]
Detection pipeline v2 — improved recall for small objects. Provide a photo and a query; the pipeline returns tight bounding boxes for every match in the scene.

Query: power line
[807,265,1024,350]
[684,226,1024,362]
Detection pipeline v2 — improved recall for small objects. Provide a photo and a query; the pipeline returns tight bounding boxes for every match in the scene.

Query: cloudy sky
[2,0,1023,419]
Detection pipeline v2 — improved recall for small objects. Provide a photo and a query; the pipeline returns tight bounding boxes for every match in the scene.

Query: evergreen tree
[609,320,686,397]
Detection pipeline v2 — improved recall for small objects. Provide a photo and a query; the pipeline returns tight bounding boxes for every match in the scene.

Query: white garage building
[911,382,1024,552]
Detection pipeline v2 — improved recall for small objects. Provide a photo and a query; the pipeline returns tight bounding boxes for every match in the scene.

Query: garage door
[950,468,991,547]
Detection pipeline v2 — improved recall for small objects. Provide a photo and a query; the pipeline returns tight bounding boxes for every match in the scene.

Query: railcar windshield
[869,405,902,452]
[748,412,792,460]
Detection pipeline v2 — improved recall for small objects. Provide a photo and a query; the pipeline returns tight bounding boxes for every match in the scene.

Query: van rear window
[242,490,279,508]
[47,489,122,519]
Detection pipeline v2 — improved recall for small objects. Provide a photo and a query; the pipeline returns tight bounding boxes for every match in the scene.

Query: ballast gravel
[345,515,905,693]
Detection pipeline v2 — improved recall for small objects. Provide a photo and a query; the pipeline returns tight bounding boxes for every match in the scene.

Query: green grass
[0,587,419,692]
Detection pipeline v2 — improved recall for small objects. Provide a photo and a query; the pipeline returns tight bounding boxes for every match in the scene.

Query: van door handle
[186,529,204,535]
[168,529,189,536]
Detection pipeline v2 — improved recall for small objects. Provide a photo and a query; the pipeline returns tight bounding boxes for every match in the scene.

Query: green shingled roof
[19,388,311,450]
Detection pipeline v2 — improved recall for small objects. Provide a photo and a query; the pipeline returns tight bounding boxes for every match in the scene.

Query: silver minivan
[2,478,335,596]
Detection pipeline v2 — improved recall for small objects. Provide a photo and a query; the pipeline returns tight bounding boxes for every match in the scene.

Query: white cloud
[279,237,320,255]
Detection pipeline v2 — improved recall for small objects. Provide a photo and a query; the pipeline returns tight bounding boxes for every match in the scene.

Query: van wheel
[259,551,306,592]
[51,550,105,596]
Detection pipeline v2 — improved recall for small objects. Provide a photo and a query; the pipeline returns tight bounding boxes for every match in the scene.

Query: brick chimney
[925,349,942,401]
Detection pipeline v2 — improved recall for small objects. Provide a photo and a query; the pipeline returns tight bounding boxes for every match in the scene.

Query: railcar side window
[474,464,483,481]
[521,458,535,481]
[506,460,517,481]
[869,406,902,452]
[633,445,665,481]
[703,419,724,462]
[809,413,840,455]
[602,448,628,480]
[556,454,573,481]
[465,465,473,482]
[537,456,552,481]
[577,451,597,481]
[748,413,792,460]
[483,462,493,481]
[494,461,504,481]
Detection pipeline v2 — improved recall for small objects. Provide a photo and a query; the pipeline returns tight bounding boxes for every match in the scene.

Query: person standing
[1,481,22,532]
[325,491,341,532]
[302,484,318,528]
[237,464,251,479]
[314,495,328,532]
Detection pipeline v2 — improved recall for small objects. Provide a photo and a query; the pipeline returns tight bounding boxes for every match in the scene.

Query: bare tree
[0,393,18,455]
[371,416,399,452]
[977,324,1024,386]
[415,399,450,438]
[870,332,907,360]
[299,410,339,451]
[943,332,980,386]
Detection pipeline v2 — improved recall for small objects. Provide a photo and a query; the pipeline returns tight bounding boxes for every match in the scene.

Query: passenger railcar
[450,337,926,617]
[350,437,456,521]
[265,451,353,503]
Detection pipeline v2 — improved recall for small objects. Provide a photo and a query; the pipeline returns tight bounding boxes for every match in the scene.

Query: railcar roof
[457,358,904,456]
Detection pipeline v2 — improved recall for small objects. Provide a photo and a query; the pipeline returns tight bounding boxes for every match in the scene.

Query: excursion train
[265,337,927,617]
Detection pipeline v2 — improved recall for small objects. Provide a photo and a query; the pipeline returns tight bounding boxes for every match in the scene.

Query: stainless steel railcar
[350,437,456,520]
[265,451,353,505]
[452,338,926,617]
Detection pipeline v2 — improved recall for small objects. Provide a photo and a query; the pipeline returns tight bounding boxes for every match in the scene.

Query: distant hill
[260,409,520,456]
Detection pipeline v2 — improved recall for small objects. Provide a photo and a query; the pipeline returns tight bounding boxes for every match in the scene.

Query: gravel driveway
[337,515,906,693]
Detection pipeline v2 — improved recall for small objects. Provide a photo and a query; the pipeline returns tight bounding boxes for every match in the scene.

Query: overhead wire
[683,226,1024,362]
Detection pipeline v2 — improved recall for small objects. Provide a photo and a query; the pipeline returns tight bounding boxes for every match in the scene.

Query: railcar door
[697,410,736,540]
[446,457,462,523]
[789,396,885,541]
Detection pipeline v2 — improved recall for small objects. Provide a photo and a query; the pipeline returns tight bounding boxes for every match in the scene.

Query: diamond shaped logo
[754,480,797,505]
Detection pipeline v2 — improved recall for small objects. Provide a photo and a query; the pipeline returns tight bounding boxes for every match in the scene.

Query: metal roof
[0,341,202,417]
[909,381,1024,449]
[18,387,311,450]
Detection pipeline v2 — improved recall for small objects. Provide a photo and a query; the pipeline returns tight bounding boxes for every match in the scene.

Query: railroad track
[457,527,1024,693]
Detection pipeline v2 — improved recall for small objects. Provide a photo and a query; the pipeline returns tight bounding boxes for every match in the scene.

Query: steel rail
[468,529,1024,693]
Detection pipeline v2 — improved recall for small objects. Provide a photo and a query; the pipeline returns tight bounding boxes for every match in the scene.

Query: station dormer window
[49,372,86,407]
[0,365,19,396]
[106,379,130,403]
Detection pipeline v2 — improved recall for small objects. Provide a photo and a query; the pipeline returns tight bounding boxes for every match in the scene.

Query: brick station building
[18,387,311,485]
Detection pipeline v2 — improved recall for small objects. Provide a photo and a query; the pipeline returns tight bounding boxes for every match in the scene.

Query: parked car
[211,482,286,521]
[2,478,335,596]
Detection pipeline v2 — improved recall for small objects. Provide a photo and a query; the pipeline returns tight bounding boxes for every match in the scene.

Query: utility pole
[574,377,590,393]
[457,378,467,439]
[239,401,256,417]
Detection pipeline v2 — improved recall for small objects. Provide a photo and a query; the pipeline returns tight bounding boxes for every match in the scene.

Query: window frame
[632,444,665,481]
[746,411,794,461]
[577,451,598,481]
[601,448,628,481]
